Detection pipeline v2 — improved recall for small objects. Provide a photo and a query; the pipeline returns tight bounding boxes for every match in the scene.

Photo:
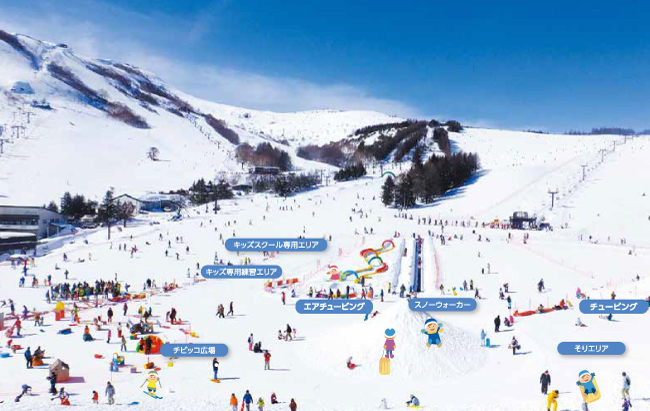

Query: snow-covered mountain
[0,30,400,204]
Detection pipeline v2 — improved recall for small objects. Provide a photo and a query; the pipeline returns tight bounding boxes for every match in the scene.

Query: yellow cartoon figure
[141,371,163,399]
[576,370,601,403]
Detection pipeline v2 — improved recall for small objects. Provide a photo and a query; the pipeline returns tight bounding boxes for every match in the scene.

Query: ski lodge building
[0,205,66,239]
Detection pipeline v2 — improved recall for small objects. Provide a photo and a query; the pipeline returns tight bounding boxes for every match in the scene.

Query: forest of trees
[248,173,320,197]
[188,178,234,205]
[566,127,642,136]
[296,142,347,166]
[205,114,240,145]
[334,163,366,181]
[57,192,98,220]
[360,120,428,161]
[381,150,480,209]
[236,142,293,171]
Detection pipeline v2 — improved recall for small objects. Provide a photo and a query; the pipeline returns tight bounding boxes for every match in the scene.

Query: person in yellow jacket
[547,390,559,411]
[257,397,265,411]
[229,393,238,411]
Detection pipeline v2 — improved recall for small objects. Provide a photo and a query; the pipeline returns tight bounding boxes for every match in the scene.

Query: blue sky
[1,0,648,131]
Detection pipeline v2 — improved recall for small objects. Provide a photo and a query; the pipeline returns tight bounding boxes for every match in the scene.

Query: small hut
[49,359,70,382]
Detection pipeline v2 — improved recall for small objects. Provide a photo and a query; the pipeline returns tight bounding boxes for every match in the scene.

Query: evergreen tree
[60,192,73,216]
[395,174,416,209]
[381,176,395,206]
[46,201,59,213]
[97,190,116,222]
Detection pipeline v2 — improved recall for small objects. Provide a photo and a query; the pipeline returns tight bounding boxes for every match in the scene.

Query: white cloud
[0,1,421,118]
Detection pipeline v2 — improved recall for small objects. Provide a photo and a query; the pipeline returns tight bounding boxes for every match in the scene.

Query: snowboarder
[383,328,396,358]
[213,358,220,380]
[540,370,551,394]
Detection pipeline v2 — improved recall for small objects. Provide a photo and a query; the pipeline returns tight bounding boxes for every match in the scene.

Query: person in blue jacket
[24,347,33,368]
[243,390,253,411]
[421,318,443,347]
[576,370,597,395]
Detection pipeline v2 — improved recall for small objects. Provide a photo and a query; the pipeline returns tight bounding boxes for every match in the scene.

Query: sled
[210,379,221,383]
[486,338,490,348]
[514,310,535,317]
[143,391,163,399]
[379,356,390,375]
[407,405,424,409]
[579,378,601,404]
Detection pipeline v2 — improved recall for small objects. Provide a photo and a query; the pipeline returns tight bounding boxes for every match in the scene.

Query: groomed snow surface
[1,131,650,411]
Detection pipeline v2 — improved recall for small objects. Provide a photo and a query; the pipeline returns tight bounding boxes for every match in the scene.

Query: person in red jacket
[289,398,297,411]
[263,350,271,370]
[92,391,99,404]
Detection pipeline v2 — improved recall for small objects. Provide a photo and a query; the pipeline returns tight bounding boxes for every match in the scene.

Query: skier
[105,381,115,405]
[540,370,551,395]
[546,390,559,411]
[213,358,220,380]
[243,390,253,411]
[494,315,501,332]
